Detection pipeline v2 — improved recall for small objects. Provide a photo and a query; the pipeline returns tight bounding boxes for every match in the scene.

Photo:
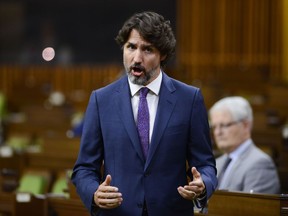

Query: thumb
[102,174,112,186]
[191,167,201,180]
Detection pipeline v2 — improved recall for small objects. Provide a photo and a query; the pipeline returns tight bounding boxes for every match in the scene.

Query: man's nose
[213,126,222,135]
[133,49,143,63]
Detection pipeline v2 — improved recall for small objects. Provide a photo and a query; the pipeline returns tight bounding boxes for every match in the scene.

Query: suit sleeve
[71,91,104,214]
[242,157,280,194]
[187,88,218,203]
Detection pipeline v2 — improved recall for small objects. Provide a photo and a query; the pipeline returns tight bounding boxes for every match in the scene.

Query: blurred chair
[50,171,69,198]
[17,169,51,195]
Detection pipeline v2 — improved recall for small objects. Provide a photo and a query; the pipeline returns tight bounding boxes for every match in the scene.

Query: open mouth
[131,65,145,77]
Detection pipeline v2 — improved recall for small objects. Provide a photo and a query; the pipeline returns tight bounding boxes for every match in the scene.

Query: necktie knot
[140,87,149,98]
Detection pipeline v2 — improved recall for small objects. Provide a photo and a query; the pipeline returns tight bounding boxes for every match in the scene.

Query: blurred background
[0,0,176,64]
[0,0,288,214]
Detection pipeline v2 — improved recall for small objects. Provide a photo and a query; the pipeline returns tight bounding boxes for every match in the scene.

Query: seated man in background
[209,96,280,194]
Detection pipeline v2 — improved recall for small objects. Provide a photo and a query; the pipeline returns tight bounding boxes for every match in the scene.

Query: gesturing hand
[94,174,123,209]
[177,167,206,200]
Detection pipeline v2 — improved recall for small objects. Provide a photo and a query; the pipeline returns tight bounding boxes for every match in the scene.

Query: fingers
[177,186,197,200]
[191,191,196,199]
[98,175,118,193]
[185,183,203,195]
[102,174,112,186]
[94,174,123,209]
[95,191,123,209]
[177,167,206,201]
[190,167,204,188]
[191,167,201,179]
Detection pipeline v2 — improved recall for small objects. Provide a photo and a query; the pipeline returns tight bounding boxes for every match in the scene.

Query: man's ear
[160,54,167,61]
[243,119,252,131]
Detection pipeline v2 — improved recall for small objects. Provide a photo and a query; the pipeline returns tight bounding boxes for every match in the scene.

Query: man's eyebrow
[126,41,154,47]
[126,42,135,46]
[142,44,154,48]
[139,44,157,51]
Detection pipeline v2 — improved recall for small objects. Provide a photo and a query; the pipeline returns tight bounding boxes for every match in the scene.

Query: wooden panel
[0,65,123,112]
[278,167,288,194]
[41,137,81,155]
[14,193,48,216]
[48,197,90,216]
[0,192,14,215]
[176,0,283,83]
[0,153,24,193]
[207,190,288,216]
[0,192,48,216]
[25,152,77,173]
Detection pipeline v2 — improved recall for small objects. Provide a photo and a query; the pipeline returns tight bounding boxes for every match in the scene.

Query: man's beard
[125,63,159,86]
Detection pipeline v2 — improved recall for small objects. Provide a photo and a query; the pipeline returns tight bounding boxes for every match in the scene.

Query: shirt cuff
[193,188,207,209]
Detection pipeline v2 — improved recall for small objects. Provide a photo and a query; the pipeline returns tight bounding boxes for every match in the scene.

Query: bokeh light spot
[42,47,55,61]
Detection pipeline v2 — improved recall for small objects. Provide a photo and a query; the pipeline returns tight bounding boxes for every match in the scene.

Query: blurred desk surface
[201,190,288,216]
[48,190,288,216]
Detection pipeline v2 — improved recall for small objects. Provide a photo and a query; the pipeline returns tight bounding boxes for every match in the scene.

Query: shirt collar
[128,71,162,96]
[229,138,252,160]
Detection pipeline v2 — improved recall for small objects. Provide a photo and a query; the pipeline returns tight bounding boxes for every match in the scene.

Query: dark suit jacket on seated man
[209,96,280,194]
[71,11,217,216]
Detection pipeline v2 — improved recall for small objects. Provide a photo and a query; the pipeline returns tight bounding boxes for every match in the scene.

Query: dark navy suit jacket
[72,73,217,216]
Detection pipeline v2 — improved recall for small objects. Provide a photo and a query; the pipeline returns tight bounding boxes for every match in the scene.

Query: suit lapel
[223,143,254,187]
[145,74,177,169]
[114,77,146,163]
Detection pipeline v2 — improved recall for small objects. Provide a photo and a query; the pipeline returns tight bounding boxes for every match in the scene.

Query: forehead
[211,110,233,122]
[127,29,152,46]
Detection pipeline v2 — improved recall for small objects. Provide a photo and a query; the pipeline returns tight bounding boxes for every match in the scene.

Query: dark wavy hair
[115,11,176,67]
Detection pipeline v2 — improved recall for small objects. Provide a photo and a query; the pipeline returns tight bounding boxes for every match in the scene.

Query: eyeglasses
[210,121,241,131]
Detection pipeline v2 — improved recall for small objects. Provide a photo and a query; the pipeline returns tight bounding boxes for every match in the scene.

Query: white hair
[209,96,253,123]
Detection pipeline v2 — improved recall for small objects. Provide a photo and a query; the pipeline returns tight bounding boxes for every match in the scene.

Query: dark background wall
[0,0,176,65]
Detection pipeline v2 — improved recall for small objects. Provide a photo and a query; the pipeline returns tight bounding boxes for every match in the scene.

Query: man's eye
[144,47,153,53]
[127,44,136,49]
